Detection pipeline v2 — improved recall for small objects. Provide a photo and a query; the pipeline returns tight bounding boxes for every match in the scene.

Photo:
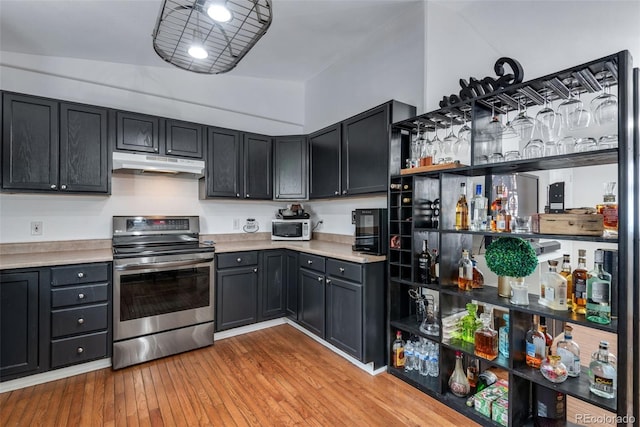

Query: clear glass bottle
[596,181,618,237]
[539,260,568,310]
[449,350,471,397]
[404,338,415,372]
[560,254,574,311]
[498,313,509,359]
[588,341,617,399]
[455,182,469,230]
[586,249,612,324]
[417,239,433,284]
[572,249,588,314]
[460,303,479,344]
[466,358,479,392]
[457,249,473,291]
[474,313,498,360]
[556,325,581,377]
[470,184,488,231]
[540,355,569,383]
[525,318,546,368]
[471,256,484,289]
[490,185,504,231]
[495,186,511,233]
[392,330,405,368]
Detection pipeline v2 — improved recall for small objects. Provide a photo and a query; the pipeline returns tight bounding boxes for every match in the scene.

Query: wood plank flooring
[0,325,477,426]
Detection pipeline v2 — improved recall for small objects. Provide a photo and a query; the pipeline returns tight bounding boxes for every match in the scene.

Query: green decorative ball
[485,237,537,278]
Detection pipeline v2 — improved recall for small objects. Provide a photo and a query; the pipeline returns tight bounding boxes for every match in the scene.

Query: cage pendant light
[152,0,272,74]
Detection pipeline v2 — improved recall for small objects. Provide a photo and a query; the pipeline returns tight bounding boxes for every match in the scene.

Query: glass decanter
[448,351,470,397]
[460,303,480,344]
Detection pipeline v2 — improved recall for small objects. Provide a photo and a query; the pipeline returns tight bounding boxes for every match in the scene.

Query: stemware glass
[484,102,505,138]
[504,150,521,161]
[557,136,576,155]
[591,81,618,126]
[575,137,597,152]
[543,141,558,157]
[431,126,444,163]
[536,90,562,142]
[508,100,535,143]
[443,116,458,156]
[557,87,583,130]
[522,139,544,159]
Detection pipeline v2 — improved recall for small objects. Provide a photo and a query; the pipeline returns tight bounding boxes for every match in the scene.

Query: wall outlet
[31,221,43,236]
[233,218,240,230]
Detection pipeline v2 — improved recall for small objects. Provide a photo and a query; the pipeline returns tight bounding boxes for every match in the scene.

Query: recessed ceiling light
[188,45,208,59]
[207,3,232,23]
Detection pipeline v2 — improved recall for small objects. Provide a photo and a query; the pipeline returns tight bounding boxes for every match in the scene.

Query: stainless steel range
[111,215,215,370]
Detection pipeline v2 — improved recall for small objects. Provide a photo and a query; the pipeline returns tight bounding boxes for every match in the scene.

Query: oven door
[113,252,215,341]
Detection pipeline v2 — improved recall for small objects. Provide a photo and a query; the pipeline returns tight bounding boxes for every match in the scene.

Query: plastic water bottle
[404,339,415,372]
[419,342,429,376]
[428,343,439,377]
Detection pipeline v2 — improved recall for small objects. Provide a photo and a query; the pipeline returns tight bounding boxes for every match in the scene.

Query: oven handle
[115,257,214,271]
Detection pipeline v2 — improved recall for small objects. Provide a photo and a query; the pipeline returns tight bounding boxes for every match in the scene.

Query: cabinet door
[216,266,258,331]
[341,104,389,195]
[59,103,109,193]
[0,271,46,380]
[273,135,308,200]
[165,119,203,159]
[309,123,341,199]
[2,93,59,191]
[298,268,325,338]
[206,127,242,198]
[260,251,286,321]
[115,111,160,154]
[285,251,298,319]
[243,133,272,199]
[326,277,363,360]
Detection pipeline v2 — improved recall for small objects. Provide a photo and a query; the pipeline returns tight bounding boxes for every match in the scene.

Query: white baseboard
[213,317,287,340]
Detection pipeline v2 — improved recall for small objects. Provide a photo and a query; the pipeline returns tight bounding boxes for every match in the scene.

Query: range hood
[112,152,205,177]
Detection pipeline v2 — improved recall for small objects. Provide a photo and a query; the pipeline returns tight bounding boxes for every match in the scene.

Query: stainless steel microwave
[271,219,311,240]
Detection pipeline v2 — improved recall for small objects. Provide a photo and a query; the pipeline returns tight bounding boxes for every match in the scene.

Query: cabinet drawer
[299,253,325,273]
[51,303,108,338]
[51,263,110,286]
[327,259,362,283]
[51,283,109,308]
[51,331,108,368]
[217,252,258,269]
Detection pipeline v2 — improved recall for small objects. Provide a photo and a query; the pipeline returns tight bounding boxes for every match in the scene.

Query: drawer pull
[77,347,84,354]
[50,184,57,189]
[307,260,313,264]
[237,258,242,263]
[77,318,85,325]
[339,267,345,273]
[77,272,85,278]
[78,293,85,300]
[326,279,332,284]
[317,276,323,282]
[253,268,258,273]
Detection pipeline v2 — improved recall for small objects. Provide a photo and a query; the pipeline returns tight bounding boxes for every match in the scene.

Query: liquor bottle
[495,186,511,232]
[498,314,509,359]
[471,256,484,289]
[430,249,439,281]
[559,254,574,311]
[556,325,580,377]
[539,260,568,310]
[474,313,498,360]
[457,249,473,291]
[533,384,567,426]
[490,185,504,231]
[539,317,553,357]
[417,240,433,284]
[586,249,612,324]
[470,184,488,231]
[525,318,546,368]
[588,341,617,399]
[390,183,402,190]
[392,330,405,368]
[572,249,588,314]
[455,182,469,230]
[448,351,471,397]
[466,358,479,392]
[596,181,618,237]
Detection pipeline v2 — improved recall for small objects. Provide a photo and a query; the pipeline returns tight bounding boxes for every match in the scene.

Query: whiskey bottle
[430,249,439,281]
[457,249,473,291]
[586,249,612,324]
[470,184,488,231]
[596,181,618,237]
[490,185,504,232]
[392,330,405,368]
[417,240,433,284]
[539,317,553,357]
[556,325,581,377]
[474,313,498,360]
[496,186,511,233]
[588,341,617,399]
[525,318,545,368]
[559,254,574,311]
[455,182,469,230]
[471,256,484,289]
[572,249,588,314]
[539,260,568,310]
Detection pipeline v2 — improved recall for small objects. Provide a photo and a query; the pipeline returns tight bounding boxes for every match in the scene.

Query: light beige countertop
[0,234,385,270]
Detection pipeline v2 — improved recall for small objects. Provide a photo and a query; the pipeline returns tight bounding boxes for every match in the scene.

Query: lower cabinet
[326,276,362,359]
[216,252,259,331]
[0,269,50,381]
[298,267,326,338]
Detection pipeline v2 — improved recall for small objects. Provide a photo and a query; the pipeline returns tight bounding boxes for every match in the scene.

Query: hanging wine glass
[535,90,562,142]
[508,98,535,143]
[454,109,471,158]
[484,101,505,138]
[431,126,444,163]
[591,81,618,126]
[443,115,458,156]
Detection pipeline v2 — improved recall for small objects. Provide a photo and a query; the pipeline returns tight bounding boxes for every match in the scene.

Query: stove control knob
[78,293,85,300]
[77,318,84,325]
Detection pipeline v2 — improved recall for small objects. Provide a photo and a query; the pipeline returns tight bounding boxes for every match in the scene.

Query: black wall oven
[352,208,387,255]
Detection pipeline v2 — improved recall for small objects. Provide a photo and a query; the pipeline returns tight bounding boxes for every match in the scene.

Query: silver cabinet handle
[307,260,313,264]
[77,272,85,278]
[77,318,84,325]
[167,149,172,153]
[237,258,242,263]
[326,279,331,284]
[246,194,250,198]
[334,191,339,195]
[236,193,240,197]
[317,276,323,282]
[60,184,67,190]
[339,267,345,273]
[253,268,258,273]
[78,293,85,300]
[50,184,57,189]
[342,190,347,195]
[77,347,84,354]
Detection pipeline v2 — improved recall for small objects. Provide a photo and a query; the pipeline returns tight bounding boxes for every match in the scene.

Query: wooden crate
[531,213,604,236]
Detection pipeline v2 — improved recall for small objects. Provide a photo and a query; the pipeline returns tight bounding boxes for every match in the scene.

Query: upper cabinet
[200,128,272,200]
[2,93,109,194]
[309,123,341,198]
[273,135,308,200]
[114,111,203,159]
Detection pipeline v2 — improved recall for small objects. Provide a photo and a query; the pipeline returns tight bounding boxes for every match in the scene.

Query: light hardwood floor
[0,324,477,426]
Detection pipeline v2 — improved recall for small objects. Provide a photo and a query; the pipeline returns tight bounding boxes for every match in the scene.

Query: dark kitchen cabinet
[260,250,287,321]
[1,93,109,194]
[215,252,259,331]
[326,276,362,359]
[0,268,50,381]
[273,135,308,200]
[285,251,298,319]
[298,267,326,339]
[115,111,160,154]
[165,119,203,159]
[309,123,341,198]
[200,129,272,200]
